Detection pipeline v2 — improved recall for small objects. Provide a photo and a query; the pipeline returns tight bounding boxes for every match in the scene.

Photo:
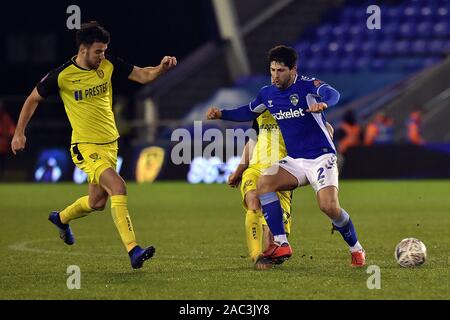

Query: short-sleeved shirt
[36,55,133,144]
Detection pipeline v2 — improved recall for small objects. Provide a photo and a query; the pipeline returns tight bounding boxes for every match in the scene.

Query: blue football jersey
[244,75,337,159]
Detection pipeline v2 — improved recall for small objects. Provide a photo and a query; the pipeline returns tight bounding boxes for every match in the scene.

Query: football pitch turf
[0,181,448,300]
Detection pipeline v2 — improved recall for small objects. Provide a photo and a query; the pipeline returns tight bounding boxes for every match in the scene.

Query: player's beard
[90,58,102,70]
[276,74,295,89]
[86,53,101,70]
[275,79,289,89]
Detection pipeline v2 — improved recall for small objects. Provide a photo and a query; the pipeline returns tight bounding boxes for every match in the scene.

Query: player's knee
[89,198,107,211]
[256,176,275,195]
[246,197,260,211]
[110,179,127,195]
[92,204,106,211]
[319,199,340,218]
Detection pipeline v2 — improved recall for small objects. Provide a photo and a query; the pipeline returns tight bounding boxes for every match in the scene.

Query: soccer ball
[394,238,427,267]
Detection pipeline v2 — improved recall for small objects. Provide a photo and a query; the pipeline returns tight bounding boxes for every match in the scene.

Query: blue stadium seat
[355,57,370,70]
[339,58,356,73]
[417,21,433,37]
[395,40,411,56]
[322,57,339,73]
[429,40,445,55]
[399,22,417,38]
[361,41,376,56]
[383,22,400,38]
[343,42,358,56]
[419,6,434,20]
[411,40,427,55]
[386,6,402,21]
[327,41,341,55]
[348,25,364,39]
[304,59,322,73]
[316,24,333,39]
[377,39,396,56]
[352,6,368,21]
[437,6,449,20]
[403,5,420,18]
[332,24,351,41]
[310,41,327,57]
[433,22,450,37]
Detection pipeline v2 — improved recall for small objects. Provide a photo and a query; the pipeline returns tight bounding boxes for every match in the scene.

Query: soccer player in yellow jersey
[227,111,334,270]
[10,22,177,269]
[228,110,291,269]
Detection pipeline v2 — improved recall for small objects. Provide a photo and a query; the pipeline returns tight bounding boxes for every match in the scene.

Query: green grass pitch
[0,181,448,299]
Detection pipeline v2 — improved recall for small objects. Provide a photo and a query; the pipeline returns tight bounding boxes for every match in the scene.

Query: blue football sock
[259,192,285,236]
[332,209,358,247]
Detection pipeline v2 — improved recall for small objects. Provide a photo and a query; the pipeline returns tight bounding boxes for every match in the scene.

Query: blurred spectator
[0,100,16,177]
[335,110,361,154]
[407,110,425,145]
[364,112,394,145]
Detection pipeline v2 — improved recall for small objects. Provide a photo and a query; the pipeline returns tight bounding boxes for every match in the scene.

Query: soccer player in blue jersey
[207,45,365,267]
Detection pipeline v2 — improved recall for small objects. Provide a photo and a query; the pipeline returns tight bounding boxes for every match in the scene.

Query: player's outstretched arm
[206,105,261,122]
[129,56,177,84]
[11,88,44,155]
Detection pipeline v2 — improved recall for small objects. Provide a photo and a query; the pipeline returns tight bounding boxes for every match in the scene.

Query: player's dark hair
[268,45,298,69]
[76,21,110,48]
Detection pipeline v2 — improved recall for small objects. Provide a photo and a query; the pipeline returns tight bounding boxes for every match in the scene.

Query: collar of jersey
[71,56,94,71]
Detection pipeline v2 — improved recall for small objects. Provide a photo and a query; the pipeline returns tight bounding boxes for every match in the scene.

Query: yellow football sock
[245,209,263,262]
[60,196,94,224]
[110,195,137,252]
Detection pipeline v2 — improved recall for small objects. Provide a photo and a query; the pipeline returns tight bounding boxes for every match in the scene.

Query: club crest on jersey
[89,153,100,162]
[290,94,299,106]
[96,69,104,79]
[267,100,274,108]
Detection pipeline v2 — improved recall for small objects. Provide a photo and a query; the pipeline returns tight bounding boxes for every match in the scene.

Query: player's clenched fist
[206,107,222,120]
[160,56,177,72]
[227,171,241,188]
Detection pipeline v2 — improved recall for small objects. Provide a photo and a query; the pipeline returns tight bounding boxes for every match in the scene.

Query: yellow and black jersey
[249,110,287,171]
[36,55,134,144]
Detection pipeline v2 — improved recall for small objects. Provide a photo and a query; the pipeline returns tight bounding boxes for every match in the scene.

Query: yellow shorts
[240,167,293,234]
[70,140,118,184]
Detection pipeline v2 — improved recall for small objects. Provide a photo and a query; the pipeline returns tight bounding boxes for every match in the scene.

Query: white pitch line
[7,238,245,261]
[8,238,123,257]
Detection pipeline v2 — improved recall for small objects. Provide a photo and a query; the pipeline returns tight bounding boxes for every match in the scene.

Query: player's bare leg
[99,168,155,269]
[317,186,341,220]
[262,225,273,252]
[317,186,365,266]
[88,183,109,211]
[256,166,297,263]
